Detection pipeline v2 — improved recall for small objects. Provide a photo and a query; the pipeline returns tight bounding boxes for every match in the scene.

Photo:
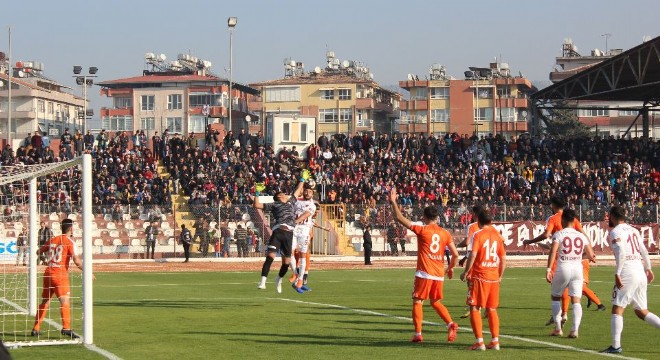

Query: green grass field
[7,266,660,360]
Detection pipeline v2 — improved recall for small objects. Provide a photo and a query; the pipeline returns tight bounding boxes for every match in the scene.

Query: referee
[255,180,305,293]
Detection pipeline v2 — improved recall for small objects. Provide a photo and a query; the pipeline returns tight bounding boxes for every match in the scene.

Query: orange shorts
[41,271,71,299]
[412,277,444,300]
[466,279,500,309]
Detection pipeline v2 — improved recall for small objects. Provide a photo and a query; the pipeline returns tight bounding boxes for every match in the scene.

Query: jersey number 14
[482,239,499,261]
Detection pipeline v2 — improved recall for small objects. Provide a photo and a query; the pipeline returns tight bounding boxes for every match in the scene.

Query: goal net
[0,155,93,347]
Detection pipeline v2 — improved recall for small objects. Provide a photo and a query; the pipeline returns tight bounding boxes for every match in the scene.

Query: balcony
[0,110,36,119]
[356,118,374,128]
[400,99,428,111]
[189,106,226,117]
[356,97,394,113]
[100,107,132,117]
[398,114,428,124]
[100,88,132,97]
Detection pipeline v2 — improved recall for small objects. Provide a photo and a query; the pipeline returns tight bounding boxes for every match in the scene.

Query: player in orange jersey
[461,210,506,351]
[31,219,87,339]
[523,196,589,327]
[458,205,485,318]
[389,187,459,344]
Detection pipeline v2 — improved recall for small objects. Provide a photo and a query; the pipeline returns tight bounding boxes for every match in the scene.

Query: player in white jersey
[601,205,659,354]
[546,209,595,338]
[291,184,316,294]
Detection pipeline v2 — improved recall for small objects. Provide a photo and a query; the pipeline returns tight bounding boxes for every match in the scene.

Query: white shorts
[551,265,583,298]
[293,225,312,253]
[612,272,648,310]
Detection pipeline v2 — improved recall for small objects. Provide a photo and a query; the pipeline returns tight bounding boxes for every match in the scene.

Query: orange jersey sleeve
[410,223,451,278]
[469,226,506,281]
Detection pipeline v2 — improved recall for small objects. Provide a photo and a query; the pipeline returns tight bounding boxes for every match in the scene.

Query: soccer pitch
[9,266,660,360]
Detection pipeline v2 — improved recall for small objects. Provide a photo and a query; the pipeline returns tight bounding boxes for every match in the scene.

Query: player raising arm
[389,187,460,344]
[601,205,659,354]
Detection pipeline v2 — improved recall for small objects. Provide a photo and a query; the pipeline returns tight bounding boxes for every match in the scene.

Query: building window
[167,94,182,110]
[430,87,449,99]
[475,88,493,99]
[474,108,494,121]
[114,97,132,109]
[496,108,516,122]
[496,86,511,98]
[102,115,134,131]
[265,86,301,102]
[431,109,449,122]
[283,123,290,141]
[338,89,352,100]
[166,117,183,133]
[37,100,45,113]
[188,116,207,133]
[618,109,638,116]
[141,95,155,111]
[319,109,338,123]
[189,93,223,108]
[47,102,53,114]
[339,108,352,122]
[141,117,155,130]
[64,106,70,119]
[412,88,427,100]
[300,123,307,142]
[578,108,609,117]
[320,89,334,100]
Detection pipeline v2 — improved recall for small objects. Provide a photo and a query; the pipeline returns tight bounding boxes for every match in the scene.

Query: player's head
[550,196,566,212]
[422,206,439,223]
[303,183,314,200]
[560,208,577,229]
[609,205,626,227]
[477,209,492,227]
[274,191,289,203]
[61,219,74,234]
[471,205,484,218]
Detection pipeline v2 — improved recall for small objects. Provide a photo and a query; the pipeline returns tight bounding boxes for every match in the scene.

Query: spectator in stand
[60,128,73,159]
[235,223,248,257]
[84,130,95,151]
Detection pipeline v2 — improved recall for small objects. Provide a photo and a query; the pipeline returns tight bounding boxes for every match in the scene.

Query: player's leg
[302,250,312,289]
[550,269,569,335]
[485,282,500,349]
[582,282,606,310]
[602,277,632,353]
[55,278,77,337]
[289,249,300,283]
[428,280,457,342]
[32,276,55,334]
[411,277,428,342]
[277,230,294,294]
[468,280,486,350]
[561,287,570,322]
[631,279,660,328]
[568,275,583,338]
[258,231,281,289]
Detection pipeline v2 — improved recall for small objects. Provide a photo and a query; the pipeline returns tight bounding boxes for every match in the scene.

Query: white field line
[0,298,122,359]
[273,298,645,360]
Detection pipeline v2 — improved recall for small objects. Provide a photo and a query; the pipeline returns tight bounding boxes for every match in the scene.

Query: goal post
[0,154,93,347]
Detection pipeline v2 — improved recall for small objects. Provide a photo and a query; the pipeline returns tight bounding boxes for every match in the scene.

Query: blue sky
[2,0,659,121]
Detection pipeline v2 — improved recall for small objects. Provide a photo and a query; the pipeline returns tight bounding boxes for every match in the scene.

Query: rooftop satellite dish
[289,60,296,67]
[407,74,414,81]
[145,53,155,60]
[342,60,350,68]
[643,35,652,42]
[369,73,374,80]
[314,66,321,74]
[17,70,25,78]
[159,54,167,61]
[245,115,251,123]
[332,58,340,66]
[326,51,335,58]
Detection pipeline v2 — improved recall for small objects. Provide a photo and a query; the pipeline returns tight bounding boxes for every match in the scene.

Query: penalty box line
[273,298,643,360]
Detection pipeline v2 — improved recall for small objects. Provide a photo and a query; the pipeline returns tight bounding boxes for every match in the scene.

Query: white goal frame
[1,154,93,347]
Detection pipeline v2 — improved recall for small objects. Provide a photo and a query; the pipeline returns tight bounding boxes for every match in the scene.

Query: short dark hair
[477,210,492,225]
[550,196,566,208]
[62,219,74,233]
[561,208,576,224]
[471,205,484,216]
[423,206,439,221]
[609,205,626,221]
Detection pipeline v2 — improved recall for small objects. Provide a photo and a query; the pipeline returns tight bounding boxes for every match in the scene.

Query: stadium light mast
[227,16,237,134]
[6,27,12,145]
[73,66,98,134]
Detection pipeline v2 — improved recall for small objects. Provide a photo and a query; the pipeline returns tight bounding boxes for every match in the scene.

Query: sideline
[274,298,645,360]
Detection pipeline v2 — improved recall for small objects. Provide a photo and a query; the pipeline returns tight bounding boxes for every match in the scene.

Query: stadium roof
[532,35,660,102]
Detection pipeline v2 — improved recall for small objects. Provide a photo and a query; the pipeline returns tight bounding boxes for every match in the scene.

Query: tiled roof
[251,72,374,87]
[0,73,44,91]
[98,74,225,85]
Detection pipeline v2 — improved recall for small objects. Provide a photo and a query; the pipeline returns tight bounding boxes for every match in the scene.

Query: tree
[543,103,592,138]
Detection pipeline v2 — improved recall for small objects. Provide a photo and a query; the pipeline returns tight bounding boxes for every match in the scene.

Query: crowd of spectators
[1,127,659,227]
